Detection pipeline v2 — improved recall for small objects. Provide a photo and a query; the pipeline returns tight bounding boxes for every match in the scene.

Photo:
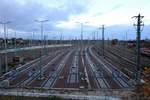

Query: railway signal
[132,14,144,84]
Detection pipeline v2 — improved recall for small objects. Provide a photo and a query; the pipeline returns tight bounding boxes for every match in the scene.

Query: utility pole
[0,21,11,72]
[32,29,38,46]
[99,25,105,57]
[81,23,83,47]
[76,22,88,48]
[32,32,34,46]
[14,31,17,56]
[44,35,48,55]
[29,33,32,47]
[35,19,49,79]
[93,31,95,41]
[96,29,99,44]
[132,14,144,84]
[60,32,63,44]
[126,32,128,50]
[107,38,109,45]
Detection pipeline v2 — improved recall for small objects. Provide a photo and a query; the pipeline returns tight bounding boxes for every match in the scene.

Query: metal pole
[32,32,34,46]
[39,44,42,78]
[60,32,62,44]
[102,25,105,57]
[132,14,144,84]
[136,14,142,83]
[35,19,49,79]
[4,23,8,72]
[44,35,47,55]
[96,30,98,44]
[81,23,83,47]
[14,31,17,56]
[76,22,88,48]
[93,32,95,41]
[126,32,128,50]
[0,21,11,72]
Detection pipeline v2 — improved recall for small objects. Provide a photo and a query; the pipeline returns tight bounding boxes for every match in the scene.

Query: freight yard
[0,44,130,89]
[0,0,150,100]
[0,40,150,99]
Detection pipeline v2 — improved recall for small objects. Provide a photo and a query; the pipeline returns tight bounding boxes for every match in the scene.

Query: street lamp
[35,19,49,79]
[0,21,11,72]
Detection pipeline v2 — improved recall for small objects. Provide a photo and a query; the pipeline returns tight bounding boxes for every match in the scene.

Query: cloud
[0,0,88,32]
[110,3,124,11]
[93,3,124,17]
[0,0,149,40]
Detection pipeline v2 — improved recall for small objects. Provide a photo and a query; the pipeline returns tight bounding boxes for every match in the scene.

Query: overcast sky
[0,0,149,40]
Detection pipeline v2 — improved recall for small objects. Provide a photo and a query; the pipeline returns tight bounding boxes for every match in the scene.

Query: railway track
[67,50,79,84]
[93,46,134,78]
[0,49,66,81]
[13,50,68,87]
[54,47,91,89]
[106,46,150,80]
[22,50,68,87]
[89,46,130,89]
[0,49,71,87]
[0,45,133,90]
[110,46,150,80]
[82,48,98,89]
[107,46,137,65]
[86,47,121,89]
[104,48,134,77]
[78,47,91,89]
[107,45,150,66]
[52,49,75,88]
[42,49,74,88]
[9,55,56,86]
[85,50,109,89]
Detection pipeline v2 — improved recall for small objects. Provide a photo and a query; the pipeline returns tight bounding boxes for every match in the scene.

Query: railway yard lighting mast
[32,28,38,46]
[125,29,131,51]
[14,31,17,56]
[35,19,49,79]
[0,21,11,72]
[96,29,99,43]
[132,14,144,84]
[32,31,35,46]
[99,25,105,57]
[60,32,63,44]
[76,22,88,48]
[125,32,128,50]
[93,31,95,41]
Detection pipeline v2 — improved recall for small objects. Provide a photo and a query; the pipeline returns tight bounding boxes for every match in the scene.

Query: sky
[0,0,149,40]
